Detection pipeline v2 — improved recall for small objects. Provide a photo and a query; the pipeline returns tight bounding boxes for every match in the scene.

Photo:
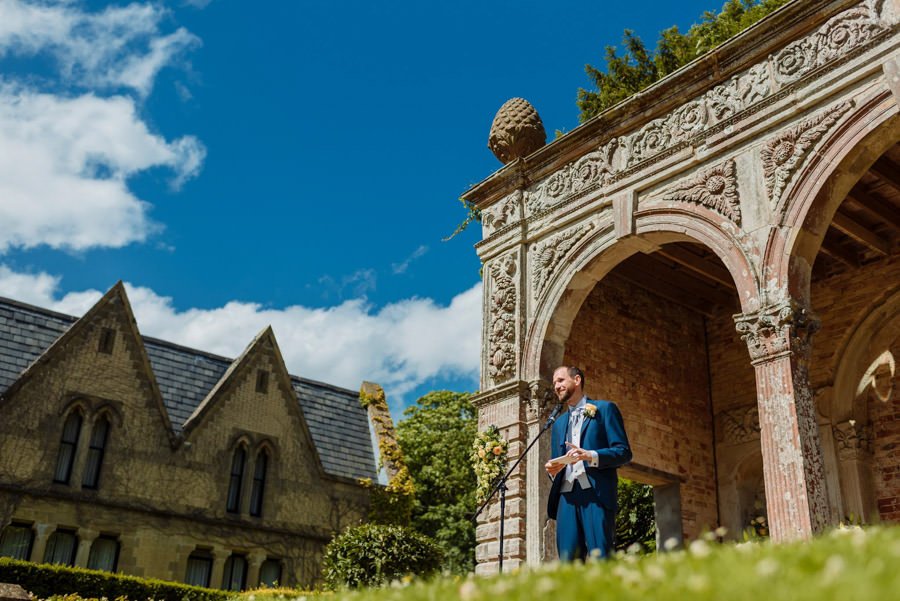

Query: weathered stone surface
[488,98,546,164]
[0,584,31,601]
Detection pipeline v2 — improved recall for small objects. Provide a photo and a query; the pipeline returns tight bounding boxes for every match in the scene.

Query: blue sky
[0,0,723,416]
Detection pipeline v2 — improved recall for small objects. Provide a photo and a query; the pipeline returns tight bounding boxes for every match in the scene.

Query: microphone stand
[472,405,561,573]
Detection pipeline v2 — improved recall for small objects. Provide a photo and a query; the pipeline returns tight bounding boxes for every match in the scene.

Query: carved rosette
[772,1,887,85]
[833,419,873,461]
[483,190,522,235]
[528,140,617,215]
[761,101,853,205]
[521,1,884,206]
[488,253,518,385]
[734,301,820,364]
[530,222,595,300]
[662,159,742,224]
[718,405,761,445]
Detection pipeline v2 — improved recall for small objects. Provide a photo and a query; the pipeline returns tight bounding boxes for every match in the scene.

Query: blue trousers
[556,481,615,561]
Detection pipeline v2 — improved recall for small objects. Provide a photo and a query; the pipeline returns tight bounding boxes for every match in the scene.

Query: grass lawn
[234,525,900,601]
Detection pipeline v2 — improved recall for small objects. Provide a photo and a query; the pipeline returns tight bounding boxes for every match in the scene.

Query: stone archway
[465,0,900,573]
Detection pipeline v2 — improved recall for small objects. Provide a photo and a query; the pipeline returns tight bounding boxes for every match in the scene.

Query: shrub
[322,523,442,589]
[0,557,227,601]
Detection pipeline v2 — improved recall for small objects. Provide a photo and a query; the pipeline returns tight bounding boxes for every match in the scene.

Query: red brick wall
[563,273,719,538]
[870,341,900,522]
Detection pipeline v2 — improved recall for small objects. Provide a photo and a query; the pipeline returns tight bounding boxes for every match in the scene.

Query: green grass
[234,525,900,601]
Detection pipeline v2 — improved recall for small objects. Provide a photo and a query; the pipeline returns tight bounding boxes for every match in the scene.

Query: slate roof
[0,296,377,482]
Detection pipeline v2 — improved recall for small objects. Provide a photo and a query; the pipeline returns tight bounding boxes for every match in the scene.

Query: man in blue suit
[545,366,632,561]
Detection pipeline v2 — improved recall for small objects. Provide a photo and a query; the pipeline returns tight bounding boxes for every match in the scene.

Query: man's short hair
[557,365,585,388]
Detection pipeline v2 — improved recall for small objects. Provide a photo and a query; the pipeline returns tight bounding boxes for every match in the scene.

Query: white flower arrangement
[583,403,597,418]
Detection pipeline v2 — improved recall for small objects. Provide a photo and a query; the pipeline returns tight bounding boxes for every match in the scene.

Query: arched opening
[787,107,900,526]
[544,236,756,542]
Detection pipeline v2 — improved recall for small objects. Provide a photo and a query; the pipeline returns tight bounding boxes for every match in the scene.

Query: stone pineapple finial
[488,97,547,164]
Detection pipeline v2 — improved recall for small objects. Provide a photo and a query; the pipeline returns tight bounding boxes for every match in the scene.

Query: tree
[578,0,791,122]
[396,390,477,574]
[615,479,657,553]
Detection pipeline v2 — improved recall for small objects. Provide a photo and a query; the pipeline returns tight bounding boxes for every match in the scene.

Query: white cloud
[0,84,206,252]
[0,266,482,402]
[0,0,200,97]
[391,245,428,274]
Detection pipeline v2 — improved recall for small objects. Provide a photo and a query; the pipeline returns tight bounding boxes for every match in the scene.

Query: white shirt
[560,396,600,492]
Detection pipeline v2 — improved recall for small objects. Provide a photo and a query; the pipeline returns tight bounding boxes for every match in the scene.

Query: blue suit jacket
[547,399,632,520]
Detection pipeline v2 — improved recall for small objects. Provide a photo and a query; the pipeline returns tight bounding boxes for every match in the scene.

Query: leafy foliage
[577,0,791,122]
[396,391,478,575]
[0,557,227,601]
[615,479,657,553]
[321,524,443,589]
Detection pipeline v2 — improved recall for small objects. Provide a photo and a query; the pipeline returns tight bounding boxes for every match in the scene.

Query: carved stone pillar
[209,545,228,590]
[524,379,558,565]
[833,419,876,522]
[472,381,529,575]
[734,300,830,541]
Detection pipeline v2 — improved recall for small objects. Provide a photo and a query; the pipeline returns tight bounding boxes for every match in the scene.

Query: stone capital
[734,300,820,364]
[525,379,555,423]
[833,419,873,461]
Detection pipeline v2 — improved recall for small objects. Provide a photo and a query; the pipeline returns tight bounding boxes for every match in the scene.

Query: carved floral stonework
[530,223,595,299]
[511,0,887,223]
[833,419,874,460]
[526,379,555,422]
[662,159,742,224]
[528,140,617,215]
[734,301,820,364]
[488,253,518,384]
[761,101,854,205]
[772,1,888,85]
[719,405,761,444]
[483,191,521,235]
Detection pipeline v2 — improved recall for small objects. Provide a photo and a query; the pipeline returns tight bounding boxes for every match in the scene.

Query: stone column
[524,379,557,565]
[247,552,265,589]
[209,545,227,590]
[74,529,98,567]
[30,523,54,563]
[833,419,876,522]
[735,300,830,541]
[473,381,529,575]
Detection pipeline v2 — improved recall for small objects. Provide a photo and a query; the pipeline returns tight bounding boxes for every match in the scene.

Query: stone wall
[0,291,370,588]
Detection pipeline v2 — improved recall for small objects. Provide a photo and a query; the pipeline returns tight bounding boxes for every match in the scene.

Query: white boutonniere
[583,404,597,418]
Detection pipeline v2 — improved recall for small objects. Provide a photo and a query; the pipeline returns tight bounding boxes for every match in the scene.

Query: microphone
[544,403,563,429]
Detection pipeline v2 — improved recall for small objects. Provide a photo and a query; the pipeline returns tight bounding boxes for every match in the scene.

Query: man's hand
[564,442,593,463]
[545,460,565,477]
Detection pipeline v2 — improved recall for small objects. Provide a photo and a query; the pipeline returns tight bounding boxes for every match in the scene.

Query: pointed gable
[0,283,176,442]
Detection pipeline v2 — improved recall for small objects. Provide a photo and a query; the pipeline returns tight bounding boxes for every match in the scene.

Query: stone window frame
[43,528,78,566]
[53,410,84,485]
[86,534,120,572]
[259,557,282,588]
[222,552,248,591]
[82,413,112,490]
[0,522,34,561]
[184,548,213,588]
[249,447,269,518]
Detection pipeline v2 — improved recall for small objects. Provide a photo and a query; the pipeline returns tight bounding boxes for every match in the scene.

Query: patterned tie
[565,407,584,483]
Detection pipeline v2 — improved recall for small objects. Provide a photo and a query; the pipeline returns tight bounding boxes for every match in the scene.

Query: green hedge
[0,557,228,601]
[322,524,443,589]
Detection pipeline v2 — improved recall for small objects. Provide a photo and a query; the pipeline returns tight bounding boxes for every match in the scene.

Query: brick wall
[563,273,719,538]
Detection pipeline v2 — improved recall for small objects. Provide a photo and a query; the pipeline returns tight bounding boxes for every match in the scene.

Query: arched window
[82,416,111,489]
[222,553,247,591]
[54,412,83,484]
[0,523,33,560]
[259,558,282,588]
[87,535,119,572]
[185,549,212,587]
[43,529,77,566]
[249,449,268,517]
[226,446,247,514]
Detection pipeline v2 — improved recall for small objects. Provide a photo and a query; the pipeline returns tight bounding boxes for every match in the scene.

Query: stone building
[0,283,383,589]
[468,0,900,573]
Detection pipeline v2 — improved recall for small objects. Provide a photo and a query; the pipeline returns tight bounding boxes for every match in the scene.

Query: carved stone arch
[831,286,900,423]
[92,403,124,428]
[58,398,89,419]
[229,433,253,452]
[763,89,900,301]
[523,209,760,380]
[254,438,280,463]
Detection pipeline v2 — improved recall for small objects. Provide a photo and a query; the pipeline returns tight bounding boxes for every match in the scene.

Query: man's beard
[557,389,573,403]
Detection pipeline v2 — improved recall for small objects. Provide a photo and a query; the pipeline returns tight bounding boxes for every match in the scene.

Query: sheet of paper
[547,454,580,466]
